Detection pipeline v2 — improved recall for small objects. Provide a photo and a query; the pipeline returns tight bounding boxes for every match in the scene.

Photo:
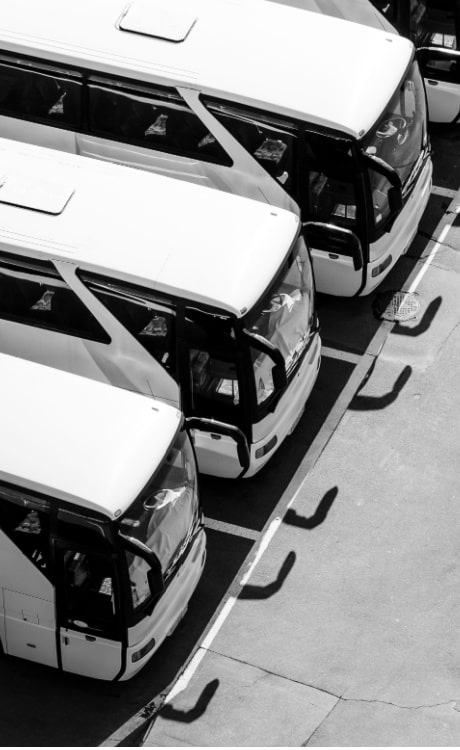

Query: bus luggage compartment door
[3,589,57,668]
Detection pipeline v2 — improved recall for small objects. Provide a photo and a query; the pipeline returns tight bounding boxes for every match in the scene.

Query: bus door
[53,512,124,680]
[183,309,251,478]
[0,487,57,668]
[301,132,365,296]
[0,58,81,152]
[419,47,460,122]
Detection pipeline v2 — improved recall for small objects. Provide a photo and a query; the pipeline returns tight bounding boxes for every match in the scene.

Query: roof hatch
[118,0,197,42]
[0,174,74,214]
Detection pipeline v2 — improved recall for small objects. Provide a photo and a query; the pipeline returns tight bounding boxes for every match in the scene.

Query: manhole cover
[373,290,420,322]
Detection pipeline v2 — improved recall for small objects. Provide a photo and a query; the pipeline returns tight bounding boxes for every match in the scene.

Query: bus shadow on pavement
[239,550,296,600]
[350,364,412,411]
[284,486,338,530]
[201,354,354,531]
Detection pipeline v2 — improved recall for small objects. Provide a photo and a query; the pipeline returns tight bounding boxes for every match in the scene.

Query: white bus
[0,0,432,296]
[0,351,206,681]
[0,138,320,479]
[370,0,460,123]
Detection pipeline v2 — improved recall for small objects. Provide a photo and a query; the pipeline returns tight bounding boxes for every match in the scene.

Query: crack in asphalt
[204,648,460,747]
[410,229,460,256]
[338,696,457,711]
[207,648,460,714]
[205,646,340,702]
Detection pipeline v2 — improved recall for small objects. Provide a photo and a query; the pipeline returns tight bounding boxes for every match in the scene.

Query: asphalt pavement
[143,126,460,747]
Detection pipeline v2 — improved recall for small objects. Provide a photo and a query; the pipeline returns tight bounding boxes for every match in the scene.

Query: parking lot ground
[144,151,460,744]
[0,133,458,748]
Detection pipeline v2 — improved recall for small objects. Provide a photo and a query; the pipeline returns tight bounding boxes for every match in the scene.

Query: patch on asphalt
[372,290,420,322]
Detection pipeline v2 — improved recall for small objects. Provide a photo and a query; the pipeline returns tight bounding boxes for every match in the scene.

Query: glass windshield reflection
[363,61,427,185]
[246,236,314,404]
[119,429,198,608]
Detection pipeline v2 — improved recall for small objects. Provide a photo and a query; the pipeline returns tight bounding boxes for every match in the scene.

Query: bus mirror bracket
[302,221,364,271]
[185,417,250,472]
[242,329,288,395]
[118,532,165,599]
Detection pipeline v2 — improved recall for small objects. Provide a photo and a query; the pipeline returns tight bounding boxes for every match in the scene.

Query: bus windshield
[119,428,198,608]
[362,60,427,187]
[246,235,315,403]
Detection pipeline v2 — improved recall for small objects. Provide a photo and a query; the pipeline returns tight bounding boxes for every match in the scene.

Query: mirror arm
[361,152,402,190]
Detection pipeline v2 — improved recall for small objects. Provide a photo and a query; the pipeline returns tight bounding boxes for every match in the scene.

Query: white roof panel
[0,352,181,518]
[0,173,74,214]
[0,0,414,138]
[0,138,299,317]
[119,0,197,42]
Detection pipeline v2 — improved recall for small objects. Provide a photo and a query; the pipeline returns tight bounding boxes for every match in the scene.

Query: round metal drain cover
[373,290,420,322]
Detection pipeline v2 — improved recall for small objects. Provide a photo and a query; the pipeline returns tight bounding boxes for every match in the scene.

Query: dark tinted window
[203,98,298,194]
[0,254,110,341]
[82,276,176,372]
[304,133,357,229]
[0,484,51,579]
[0,61,82,126]
[185,310,241,423]
[88,82,231,164]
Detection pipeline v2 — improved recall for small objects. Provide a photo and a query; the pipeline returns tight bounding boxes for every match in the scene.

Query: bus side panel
[0,116,77,153]
[0,533,57,668]
[3,590,57,668]
[0,320,155,398]
[76,133,222,188]
[75,132,287,209]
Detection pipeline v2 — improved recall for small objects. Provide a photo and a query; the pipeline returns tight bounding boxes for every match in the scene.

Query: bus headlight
[132,637,156,662]
[371,254,392,277]
[255,435,278,459]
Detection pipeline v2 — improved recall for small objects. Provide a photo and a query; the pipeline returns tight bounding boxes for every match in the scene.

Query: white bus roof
[0,0,414,138]
[0,138,299,317]
[266,0,397,33]
[0,352,181,519]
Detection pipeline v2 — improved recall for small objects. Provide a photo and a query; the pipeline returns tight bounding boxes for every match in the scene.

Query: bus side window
[0,62,82,127]
[309,172,357,226]
[88,83,231,164]
[304,134,358,229]
[84,284,176,372]
[0,258,109,342]
[202,99,298,192]
[0,486,51,578]
[185,313,241,422]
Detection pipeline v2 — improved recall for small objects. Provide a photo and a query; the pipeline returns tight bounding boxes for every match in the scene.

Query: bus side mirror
[303,221,364,271]
[272,361,287,392]
[388,185,403,222]
[147,566,164,598]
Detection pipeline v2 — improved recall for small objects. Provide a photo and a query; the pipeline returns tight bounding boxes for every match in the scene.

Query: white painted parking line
[431,185,458,199]
[165,517,282,703]
[408,203,460,294]
[103,192,460,749]
[204,517,259,541]
[142,202,460,731]
[321,346,362,364]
